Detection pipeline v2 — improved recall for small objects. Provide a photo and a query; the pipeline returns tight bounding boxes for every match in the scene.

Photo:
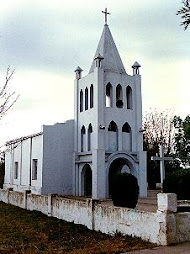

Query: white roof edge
[6,132,43,146]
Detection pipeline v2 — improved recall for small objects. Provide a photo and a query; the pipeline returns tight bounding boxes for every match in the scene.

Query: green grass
[0,202,156,253]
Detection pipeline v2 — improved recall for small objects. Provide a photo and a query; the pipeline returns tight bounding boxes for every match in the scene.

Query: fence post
[157,193,177,245]
[23,190,31,209]
[48,194,56,217]
[7,188,13,204]
[91,199,99,230]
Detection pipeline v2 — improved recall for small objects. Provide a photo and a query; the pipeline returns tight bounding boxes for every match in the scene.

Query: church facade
[4,20,147,198]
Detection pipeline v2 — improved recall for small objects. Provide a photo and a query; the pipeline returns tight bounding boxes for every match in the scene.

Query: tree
[143,109,175,189]
[177,0,190,30]
[0,66,18,187]
[173,115,190,167]
[143,109,175,155]
[0,67,18,120]
[163,168,190,200]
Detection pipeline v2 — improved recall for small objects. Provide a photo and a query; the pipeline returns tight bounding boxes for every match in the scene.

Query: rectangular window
[14,162,18,179]
[32,159,38,180]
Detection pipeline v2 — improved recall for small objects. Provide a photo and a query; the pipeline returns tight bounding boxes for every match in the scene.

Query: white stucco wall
[1,191,189,246]
[75,73,96,154]
[13,143,21,186]
[122,133,132,151]
[8,191,25,209]
[27,194,49,215]
[94,205,161,243]
[4,133,43,194]
[4,152,11,186]
[52,197,92,228]
[41,120,74,195]
[30,135,43,193]
[20,139,31,186]
[176,212,190,242]
[108,131,117,151]
[0,189,9,203]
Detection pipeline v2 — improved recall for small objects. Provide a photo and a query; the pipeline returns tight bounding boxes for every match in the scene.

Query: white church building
[4,14,147,199]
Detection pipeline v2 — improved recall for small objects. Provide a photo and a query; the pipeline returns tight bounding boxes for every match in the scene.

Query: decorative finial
[132,61,141,75]
[75,66,83,79]
[102,8,110,25]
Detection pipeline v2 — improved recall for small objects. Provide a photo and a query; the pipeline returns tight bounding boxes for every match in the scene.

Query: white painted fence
[0,189,189,246]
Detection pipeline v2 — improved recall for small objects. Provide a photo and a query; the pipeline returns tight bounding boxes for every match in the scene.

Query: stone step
[147,190,161,198]
[138,198,157,205]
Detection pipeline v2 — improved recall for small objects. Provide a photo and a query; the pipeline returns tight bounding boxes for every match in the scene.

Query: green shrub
[111,173,139,208]
[163,169,190,200]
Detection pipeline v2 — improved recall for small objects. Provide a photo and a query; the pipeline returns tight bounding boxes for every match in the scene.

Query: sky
[0,0,189,146]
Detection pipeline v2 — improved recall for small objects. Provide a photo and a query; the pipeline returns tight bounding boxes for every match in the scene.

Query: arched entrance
[107,156,137,196]
[81,164,92,197]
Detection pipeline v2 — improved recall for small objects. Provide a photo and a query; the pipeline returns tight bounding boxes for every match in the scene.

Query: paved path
[137,190,159,212]
[101,190,160,212]
[123,241,190,253]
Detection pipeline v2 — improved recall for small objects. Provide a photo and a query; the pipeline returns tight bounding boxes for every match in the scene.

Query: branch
[0,67,14,97]
[0,67,18,119]
[177,0,190,30]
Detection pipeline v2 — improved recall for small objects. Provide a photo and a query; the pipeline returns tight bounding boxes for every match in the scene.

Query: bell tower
[73,10,147,199]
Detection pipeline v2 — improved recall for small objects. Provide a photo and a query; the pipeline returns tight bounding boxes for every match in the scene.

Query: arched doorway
[108,157,136,196]
[81,164,92,197]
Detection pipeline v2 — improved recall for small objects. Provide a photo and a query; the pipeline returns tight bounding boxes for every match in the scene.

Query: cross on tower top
[102,8,110,25]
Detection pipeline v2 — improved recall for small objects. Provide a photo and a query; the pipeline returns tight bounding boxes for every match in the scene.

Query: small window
[14,162,18,179]
[32,159,38,180]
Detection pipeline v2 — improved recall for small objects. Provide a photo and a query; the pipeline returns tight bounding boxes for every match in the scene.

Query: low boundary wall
[0,189,189,246]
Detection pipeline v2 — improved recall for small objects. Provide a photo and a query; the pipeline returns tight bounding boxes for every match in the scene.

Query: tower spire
[89,24,126,74]
[102,8,110,25]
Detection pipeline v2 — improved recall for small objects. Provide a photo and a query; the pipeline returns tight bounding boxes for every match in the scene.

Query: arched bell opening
[126,86,132,109]
[116,84,123,108]
[106,83,113,107]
